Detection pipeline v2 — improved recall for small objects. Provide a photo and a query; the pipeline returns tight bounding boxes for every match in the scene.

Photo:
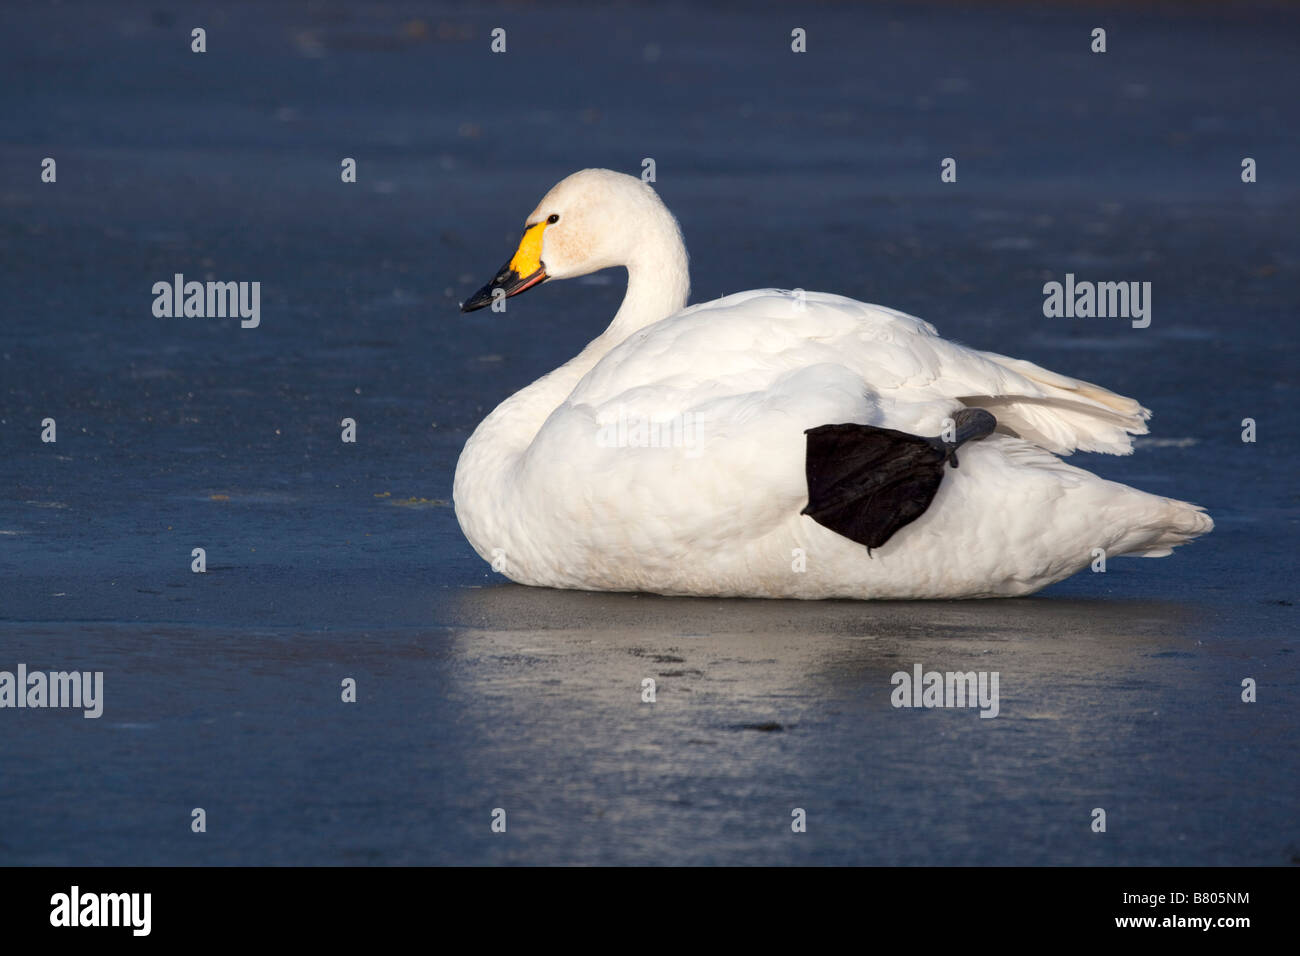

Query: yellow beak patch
[508,220,548,277]
[460,220,552,312]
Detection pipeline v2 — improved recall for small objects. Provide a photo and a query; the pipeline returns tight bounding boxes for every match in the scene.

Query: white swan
[454,168,1211,599]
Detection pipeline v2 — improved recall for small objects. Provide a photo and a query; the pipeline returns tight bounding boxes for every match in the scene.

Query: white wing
[571,290,1148,453]
[520,290,1150,552]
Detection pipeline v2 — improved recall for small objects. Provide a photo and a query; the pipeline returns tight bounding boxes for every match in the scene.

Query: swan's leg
[801,409,997,552]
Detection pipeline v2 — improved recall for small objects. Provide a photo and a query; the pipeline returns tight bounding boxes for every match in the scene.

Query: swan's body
[454,169,1211,599]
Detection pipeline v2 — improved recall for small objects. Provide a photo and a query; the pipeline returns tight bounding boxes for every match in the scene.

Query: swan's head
[461,168,676,313]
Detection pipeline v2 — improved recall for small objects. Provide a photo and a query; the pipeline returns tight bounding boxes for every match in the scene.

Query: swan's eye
[547,214,560,224]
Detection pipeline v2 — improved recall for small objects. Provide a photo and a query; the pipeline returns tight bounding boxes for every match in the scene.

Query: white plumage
[454,169,1211,599]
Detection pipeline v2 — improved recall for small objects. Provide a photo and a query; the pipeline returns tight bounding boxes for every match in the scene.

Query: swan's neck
[453,219,689,549]
[603,217,691,343]
[471,219,689,444]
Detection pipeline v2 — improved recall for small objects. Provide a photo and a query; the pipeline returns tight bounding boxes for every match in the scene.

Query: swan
[453,168,1212,599]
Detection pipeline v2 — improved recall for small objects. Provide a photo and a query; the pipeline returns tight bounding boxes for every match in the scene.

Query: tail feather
[1127,499,1214,557]
[964,351,1151,456]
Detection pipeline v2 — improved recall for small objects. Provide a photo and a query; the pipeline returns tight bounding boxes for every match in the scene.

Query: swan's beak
[461,220,549,313]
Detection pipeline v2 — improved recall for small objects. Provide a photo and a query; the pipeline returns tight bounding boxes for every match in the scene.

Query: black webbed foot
[801,408,997,551]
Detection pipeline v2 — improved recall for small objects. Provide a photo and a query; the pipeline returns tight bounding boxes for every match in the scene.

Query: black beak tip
[460,283,497,313]
[459,263,547,315]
